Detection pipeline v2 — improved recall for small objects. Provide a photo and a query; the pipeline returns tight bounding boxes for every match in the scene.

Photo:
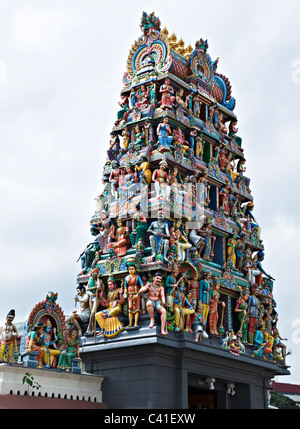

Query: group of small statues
[0,12,286,376]
[0,306,82,371]
[221,283,288,366]
[0,13,287,379]
[71,12,285,369]
[69,259,287,367]
[24,320,80,371]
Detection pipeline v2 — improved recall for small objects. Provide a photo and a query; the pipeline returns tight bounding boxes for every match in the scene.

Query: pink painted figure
[134,271,168,336]
[159,78,175,108]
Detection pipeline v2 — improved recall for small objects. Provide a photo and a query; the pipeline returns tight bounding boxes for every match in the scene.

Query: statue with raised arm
[66,285,91,337]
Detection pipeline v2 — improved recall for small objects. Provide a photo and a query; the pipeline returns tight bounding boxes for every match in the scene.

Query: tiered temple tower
[74,12,289,409]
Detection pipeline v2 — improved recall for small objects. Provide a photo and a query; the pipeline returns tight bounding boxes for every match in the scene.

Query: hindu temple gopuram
[0,12,290,410]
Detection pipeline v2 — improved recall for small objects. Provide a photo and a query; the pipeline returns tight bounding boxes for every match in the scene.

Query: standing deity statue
[86,268,106,334]
[198,271,212,322]
[193,302,208,342]
[208,280,225,335]
[227,234,238,268]
[124,260,143,328]
[247,285,260,345]
[234,290,249,343]
[0,309,18,363]
[157,117,173,152]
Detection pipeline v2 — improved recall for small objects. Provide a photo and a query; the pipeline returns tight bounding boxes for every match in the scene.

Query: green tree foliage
[270,391,300,409]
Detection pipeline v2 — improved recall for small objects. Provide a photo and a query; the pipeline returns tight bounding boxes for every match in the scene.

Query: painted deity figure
[197,169,210,207]
[135,85,150,109]
[124,164,139,199]
[129,204,148,247]
[57,330,81,372]
[40,318,61,368]
[193,302,208,342]
[219,180,231,215]
[252,323,274,360]
[79,225,109,274]
[0,309,18,363]
[147,211,170,263]
[208,280,225,335]
[107,218,130,257]
[124,261,143,328]
[157,116,173,152]
[170,219,192,262]
[172,284,195,332]
[235,233,248,272]
[109,161,123,199]
[200,220,216,261]
[173,127,190,156]
[159,78,175,108]
[121,126,130,151]
[66,285,91,337]
[184,291,196,332]
[234,290,249,343]
[134,271,168,336]
[175,88,187,110]
[107,132,120,161]
[247,285,260,345]
[25,322,47,368]
[135,154,152,186]
[187,276,200,310]
[195,133,204,159]
[131,125,146,151]
[95,277,125,338]
[165,269,180,307]
[169,166,185,214]
[116,94,129,123]
[198,271,211,322]
[227,234,238,268]
[86,268,106,334]
[152,160,171,201]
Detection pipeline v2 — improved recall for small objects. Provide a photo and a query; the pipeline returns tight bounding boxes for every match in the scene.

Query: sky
[0,0,299,384]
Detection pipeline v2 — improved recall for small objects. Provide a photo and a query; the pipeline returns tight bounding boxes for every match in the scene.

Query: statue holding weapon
[77,226,104,274]
[147,211,170,263]
[86,268,106,335]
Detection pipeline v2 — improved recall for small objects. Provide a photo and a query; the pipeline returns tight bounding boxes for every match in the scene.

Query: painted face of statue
[158,211,164,221]
[6,315,14,324]
[108,281,116,290]
[128,266,136,276]
[45,325,51,334]
[153,275,162,286]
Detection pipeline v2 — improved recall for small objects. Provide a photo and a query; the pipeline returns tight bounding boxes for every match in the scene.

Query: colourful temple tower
[72,12,289,409]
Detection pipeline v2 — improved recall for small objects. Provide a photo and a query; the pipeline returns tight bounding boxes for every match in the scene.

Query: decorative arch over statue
[20,291,68,363]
